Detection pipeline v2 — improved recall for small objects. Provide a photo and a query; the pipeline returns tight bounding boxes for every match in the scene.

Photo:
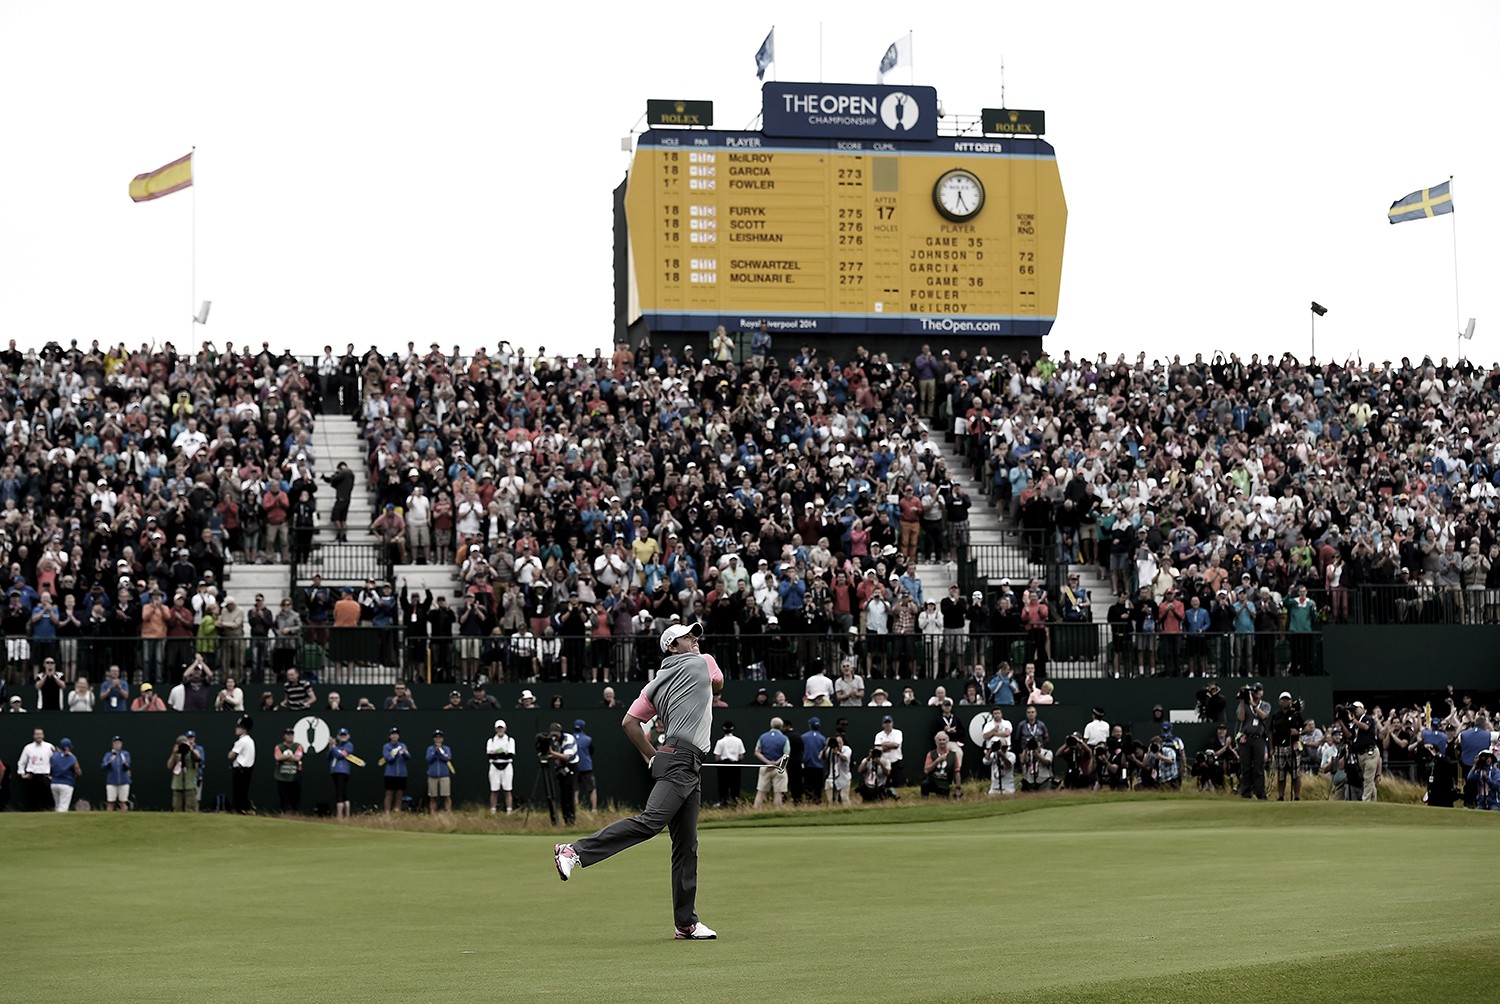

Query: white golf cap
[494,719,506,729]
[1279,691,1292,700]
[660,621,704,652]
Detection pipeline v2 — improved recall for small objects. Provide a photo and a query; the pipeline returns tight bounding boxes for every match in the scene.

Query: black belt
[658,742,707,759]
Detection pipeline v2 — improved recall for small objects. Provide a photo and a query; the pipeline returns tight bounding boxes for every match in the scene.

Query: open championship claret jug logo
[294,716,332,753]
[880,92,920,131]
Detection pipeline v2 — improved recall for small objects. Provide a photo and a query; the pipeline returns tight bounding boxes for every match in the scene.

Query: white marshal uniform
[487,733,516,791]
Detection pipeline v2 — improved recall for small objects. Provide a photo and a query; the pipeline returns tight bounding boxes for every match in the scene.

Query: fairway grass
[6,800,1495,1004]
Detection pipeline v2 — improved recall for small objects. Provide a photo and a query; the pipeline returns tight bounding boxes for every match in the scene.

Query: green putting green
[4,798,1494,1003]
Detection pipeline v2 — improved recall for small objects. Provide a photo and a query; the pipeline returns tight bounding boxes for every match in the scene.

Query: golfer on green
[553,621,720,940]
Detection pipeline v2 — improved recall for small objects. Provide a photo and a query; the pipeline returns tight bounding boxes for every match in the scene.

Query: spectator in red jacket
[261,483,291,563]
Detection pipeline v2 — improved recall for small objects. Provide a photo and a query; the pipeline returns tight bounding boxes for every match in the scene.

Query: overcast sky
[1,1,1495,367]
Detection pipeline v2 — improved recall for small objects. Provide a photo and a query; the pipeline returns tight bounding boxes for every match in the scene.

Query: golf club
[699,751,790,774]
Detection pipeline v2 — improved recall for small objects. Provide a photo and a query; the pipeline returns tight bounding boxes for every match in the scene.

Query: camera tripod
[523,761,576,825]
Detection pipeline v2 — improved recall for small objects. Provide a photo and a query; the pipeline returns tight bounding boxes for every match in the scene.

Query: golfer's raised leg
[570,751,695,866]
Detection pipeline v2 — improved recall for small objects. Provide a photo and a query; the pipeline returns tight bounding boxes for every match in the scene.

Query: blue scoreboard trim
[641,311,1056,338]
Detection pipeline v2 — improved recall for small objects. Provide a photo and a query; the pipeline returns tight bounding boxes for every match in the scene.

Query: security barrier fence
[1,626,1324,692]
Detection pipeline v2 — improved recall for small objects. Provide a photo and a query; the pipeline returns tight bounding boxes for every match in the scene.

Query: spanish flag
[128,152,193,203]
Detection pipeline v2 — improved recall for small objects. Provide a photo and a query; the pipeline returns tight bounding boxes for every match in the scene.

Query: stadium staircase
[311,415,373,540]
[931,434,1112,677]
[309,414,462,598]
[223,561,290,605]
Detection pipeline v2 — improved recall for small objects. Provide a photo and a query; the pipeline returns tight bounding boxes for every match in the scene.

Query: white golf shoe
[674,922,717,940]
[554,843,579,881]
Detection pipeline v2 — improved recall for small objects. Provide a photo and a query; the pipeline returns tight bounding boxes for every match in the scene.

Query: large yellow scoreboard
[624,130,1066,337]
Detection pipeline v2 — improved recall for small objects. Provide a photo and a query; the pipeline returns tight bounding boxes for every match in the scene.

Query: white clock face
[934,170,984,221]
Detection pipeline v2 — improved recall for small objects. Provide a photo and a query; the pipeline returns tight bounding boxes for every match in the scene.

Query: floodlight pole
[1309,302,1327,360]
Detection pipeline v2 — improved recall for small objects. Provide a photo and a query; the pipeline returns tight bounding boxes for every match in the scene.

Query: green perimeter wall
[0,680,1329,813]
[8,625,1498,811]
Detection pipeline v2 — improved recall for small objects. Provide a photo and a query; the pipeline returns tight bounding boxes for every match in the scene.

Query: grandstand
[0,336,1496,811]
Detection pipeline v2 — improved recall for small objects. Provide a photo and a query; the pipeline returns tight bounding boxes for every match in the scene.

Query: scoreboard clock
[933,168,985,222]
[623,130,1066,337]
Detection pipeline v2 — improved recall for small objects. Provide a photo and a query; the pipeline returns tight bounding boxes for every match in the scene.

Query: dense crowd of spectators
[11,335,1500,701]
[352,338,980,683]
[0,338,330,705]
[956,348,1500,613]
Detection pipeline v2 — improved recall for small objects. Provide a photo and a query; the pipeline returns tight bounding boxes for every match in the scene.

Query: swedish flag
[1388,181,1453,224]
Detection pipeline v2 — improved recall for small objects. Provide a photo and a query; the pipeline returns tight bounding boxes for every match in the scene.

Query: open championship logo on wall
[293,716,331,753]
[880,92,920,132]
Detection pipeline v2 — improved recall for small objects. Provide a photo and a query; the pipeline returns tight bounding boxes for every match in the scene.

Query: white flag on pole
[755,28,775,80]
[878,33,911,83]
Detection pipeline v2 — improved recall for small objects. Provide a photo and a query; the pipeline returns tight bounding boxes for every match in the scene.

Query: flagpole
[1450,174,1461,359]
[191,147,197,347]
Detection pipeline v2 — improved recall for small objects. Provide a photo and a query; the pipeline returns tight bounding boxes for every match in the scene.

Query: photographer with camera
[1017,735,1054,791]
[167,733,201,813]
[541,722,579,824]
[1157,723,1185,789]
[1345,701,1381,801]
[1057,733,1095,790]
[1270,691,1306,801]
[1319,721,1351,800]
[1458,713,1497,808]
[857,745,891,801]
[981,733,1016,795]
[1195,682,1227,724]
[1467,750,1500,810]
[1235,682,1271,799]
[1205,719,1239,793]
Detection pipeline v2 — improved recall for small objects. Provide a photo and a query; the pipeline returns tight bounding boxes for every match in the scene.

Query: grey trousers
[573,748,701,928]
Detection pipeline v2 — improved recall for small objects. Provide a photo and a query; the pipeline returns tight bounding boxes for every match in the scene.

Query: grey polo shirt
[644,652,714,755]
